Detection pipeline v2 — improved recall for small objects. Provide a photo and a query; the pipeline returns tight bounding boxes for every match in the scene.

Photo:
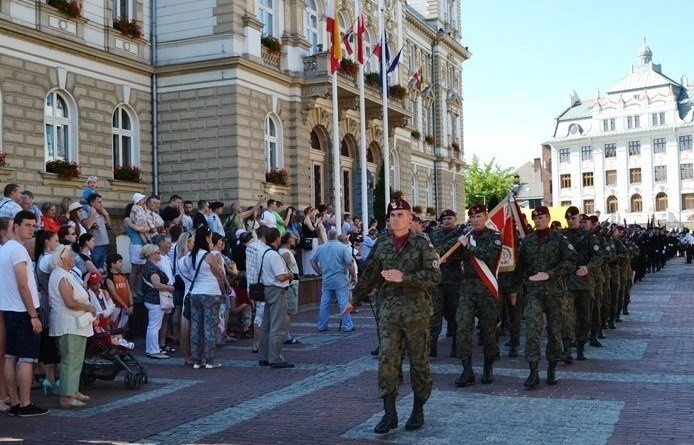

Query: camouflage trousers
[378,313,432,400]
[429,283,459,343]
[501,288,523,346]
[456,283,499,361]
[618,270,630,314]
[609,272,621,322]
[565,288,593,343]
[623,268,634,310]
[561,291,575,341]
[524,289,563,363]
[590,282,603,337]
[601,276,611,324]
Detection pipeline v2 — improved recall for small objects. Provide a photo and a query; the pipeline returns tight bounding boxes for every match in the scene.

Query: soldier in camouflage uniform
[622,231,640,315]
[583,216,604,348]
[347,198,441,434]
[500,270,523,357]
[428,209,464,358]
[453,203,502,387]
[511,206,576,388]
[609,226,629,328]
[562,209,602,361]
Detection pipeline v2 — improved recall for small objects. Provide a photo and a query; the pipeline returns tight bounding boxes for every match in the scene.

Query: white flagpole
[332,70,342,231]
[357,0,368,229]
[378,0,390,209]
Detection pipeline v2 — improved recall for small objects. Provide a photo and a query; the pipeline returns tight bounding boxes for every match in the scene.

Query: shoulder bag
[182,252,210,319]
[249,249,270,302]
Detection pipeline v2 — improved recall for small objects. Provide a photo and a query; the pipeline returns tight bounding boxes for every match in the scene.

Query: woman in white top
[48,244,96,409]
[186,226,225,369]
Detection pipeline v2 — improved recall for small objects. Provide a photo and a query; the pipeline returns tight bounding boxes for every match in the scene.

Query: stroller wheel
[132,372,144,390]
[124,373,132,389]
[142,370,149,384]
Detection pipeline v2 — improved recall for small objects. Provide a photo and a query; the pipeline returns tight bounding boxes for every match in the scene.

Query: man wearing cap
[562,208,602,361]
[346,198,440,434]
[453,203,502,387]
[511,205,575,388]
[207,202,225,236]
[428,209,464,358]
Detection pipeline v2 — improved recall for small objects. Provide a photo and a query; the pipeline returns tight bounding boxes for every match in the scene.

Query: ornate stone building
[0,0,469,215]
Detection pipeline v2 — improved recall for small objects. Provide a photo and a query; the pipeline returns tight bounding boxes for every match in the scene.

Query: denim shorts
[4,311,41,362]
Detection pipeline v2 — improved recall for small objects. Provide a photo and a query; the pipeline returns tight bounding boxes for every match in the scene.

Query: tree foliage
[464,155,515,210]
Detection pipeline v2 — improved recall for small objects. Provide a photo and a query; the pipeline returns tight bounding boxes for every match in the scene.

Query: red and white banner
[486,195,527,273]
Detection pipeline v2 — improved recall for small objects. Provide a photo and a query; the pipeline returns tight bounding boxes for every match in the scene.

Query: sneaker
[193,363,203,369]
[147,352,169,359]
[7,404,19,416]
[17,403,49,417]
[205,362,222,369]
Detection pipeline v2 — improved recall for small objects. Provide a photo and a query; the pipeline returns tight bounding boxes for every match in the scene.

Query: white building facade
[545,44,694,227]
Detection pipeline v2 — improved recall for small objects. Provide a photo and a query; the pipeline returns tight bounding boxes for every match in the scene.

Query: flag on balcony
[326,0,342,74]
[408,66,423,92]
[355,0,365,64]
[342,26,354,55]
[386,46,402,75]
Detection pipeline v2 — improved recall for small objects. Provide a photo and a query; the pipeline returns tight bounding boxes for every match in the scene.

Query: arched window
[630,194,642,213]
[112,105,139,168]
[265,114,283,171]
[412,174,419,205]
[45,90,76,163]
[113,0,134,21]
[340,139,350,157]
[606,195,618,213]
[258,0,274,36]
[655,192,668,211]
[367,143,377,163]
[310,129,322,150]
[305,0,319,54]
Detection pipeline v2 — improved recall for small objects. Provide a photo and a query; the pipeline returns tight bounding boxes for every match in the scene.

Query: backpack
[223,213,240,245]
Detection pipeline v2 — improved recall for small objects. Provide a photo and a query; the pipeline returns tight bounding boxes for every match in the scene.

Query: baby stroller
[80,327,148,390]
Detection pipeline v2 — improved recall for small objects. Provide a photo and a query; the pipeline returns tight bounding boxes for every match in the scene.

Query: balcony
[302,53,412,127]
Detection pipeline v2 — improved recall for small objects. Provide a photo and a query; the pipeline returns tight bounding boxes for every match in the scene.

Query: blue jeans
[92,245,107,270]
[317,286,353,332]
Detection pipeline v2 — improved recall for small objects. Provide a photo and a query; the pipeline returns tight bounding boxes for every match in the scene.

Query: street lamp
[473,194,486,205]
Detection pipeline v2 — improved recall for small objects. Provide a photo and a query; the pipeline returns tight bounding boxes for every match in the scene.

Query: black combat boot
[524,361,540,388]
[546,361,559,385]
[508,344,519,358]
[608,318,616,329]
[481,357,494,384]
[561,339,573,365]
[449,337,457,358]
[429,339,438,358]
[576,342,587,361]
[589,336,603,347]
[454,357,475,387]
[404,396,425,431]
[374,394,398,434]
[622,304,630,315]
[597,329,606,339]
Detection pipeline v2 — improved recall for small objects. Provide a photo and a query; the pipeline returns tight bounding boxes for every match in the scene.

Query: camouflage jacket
[563,228,603,290]
[429,226,465,284]
[460,227,502,292]
[512,229,576,296]
[352,230,441,319]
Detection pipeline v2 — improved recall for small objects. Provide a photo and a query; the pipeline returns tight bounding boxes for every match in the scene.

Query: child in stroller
[87,273,133,349]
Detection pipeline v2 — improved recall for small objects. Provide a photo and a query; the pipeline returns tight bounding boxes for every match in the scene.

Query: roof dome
[638,39,652,64]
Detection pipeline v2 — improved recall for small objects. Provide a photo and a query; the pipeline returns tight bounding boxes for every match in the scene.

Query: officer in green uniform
[614,225,631,322]
[346,198,441,434]
[511,206,576,388]
[453,203,502,387]
[428,209,464,358]
[609,226,628,328]
[582,215,604,348]
[563,208,602,361]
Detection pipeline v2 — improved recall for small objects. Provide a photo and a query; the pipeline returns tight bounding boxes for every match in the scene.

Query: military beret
[412,215,422,223]
[564,206,580,219]
[550,221,562,229]
[439,209,457,219]
[589,215,599,223]
[532,205,550,218]
[210,201,225,210]
[387,198,411,215]
[616,225,625,231]
[579,214,590,222]
[468,203,487,216]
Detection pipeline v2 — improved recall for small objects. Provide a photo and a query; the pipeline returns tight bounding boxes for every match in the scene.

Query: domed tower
[637,38,652,65]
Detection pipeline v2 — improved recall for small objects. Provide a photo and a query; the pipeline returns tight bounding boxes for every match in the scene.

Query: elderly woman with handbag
[141,244,175,360]
[48,244,96,409]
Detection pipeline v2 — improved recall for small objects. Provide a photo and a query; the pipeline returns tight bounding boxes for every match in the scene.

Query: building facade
[1,0,469,217]
[544,43,694,227]
[514,157,550,209]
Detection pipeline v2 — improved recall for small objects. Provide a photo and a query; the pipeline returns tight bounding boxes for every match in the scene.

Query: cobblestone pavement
[2,258,694,444]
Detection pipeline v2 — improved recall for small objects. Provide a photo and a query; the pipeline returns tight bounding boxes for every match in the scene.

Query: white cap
[132,192,147,204]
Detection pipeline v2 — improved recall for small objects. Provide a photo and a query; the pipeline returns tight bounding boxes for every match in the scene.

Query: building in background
[0,0,469,217]
[514,157,550,209]
[544,42,694,227]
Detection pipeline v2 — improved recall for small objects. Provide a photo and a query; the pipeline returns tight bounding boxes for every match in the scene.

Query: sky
[461,0,694,170]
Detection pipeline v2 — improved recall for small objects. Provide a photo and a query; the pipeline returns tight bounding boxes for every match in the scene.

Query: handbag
[159,291,174,310]
[183,252,209,319]
[300,237,313,250]
[249,250,270,302]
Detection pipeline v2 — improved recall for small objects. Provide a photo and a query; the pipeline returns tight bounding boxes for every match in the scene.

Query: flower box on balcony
[113,165,142,183]
[364,72,380,87]
[411,130,421,140]
[113,18,143,39]
[261,35,283,54]
[265,168,289,187]
[339,58,359,76]
[46,159,80,180]
[389,84,408,100]
[47,0,82,19]
[424,135,434,146]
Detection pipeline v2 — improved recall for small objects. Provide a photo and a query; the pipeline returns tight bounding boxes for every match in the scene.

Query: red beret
[532,206,550,218]
[564,206,580,219]
[467,203,487,216]
[589,215,599,223]
[439,209,457,219]
[387,198,411,215]
[88,272,102,284]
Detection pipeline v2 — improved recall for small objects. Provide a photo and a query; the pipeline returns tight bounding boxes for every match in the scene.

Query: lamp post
[473,194,486,206]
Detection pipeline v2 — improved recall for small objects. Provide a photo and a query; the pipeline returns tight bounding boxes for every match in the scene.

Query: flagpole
[332,71,342,231]
[378,0,390,209]
[356,0,368,231]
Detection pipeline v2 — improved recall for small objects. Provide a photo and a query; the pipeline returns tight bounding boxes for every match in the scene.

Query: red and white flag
[326,0,342,74]
[487,195,527,273]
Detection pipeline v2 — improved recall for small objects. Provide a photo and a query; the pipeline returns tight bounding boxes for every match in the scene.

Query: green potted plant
[451,142,460,151]
[412,205,423,214]
[411,130,421,140]
[113,165,142,182]
[389,84,408,100]
[261,35,283,54]
[424,135,434,146]
[339,58,358,76]
[46,159,80,180]
[113,18,143,39]
[265,168,289,186]
[364,72,380,87]
[47,0,82,19]
[426,206,436,216]
[0,152,7,168]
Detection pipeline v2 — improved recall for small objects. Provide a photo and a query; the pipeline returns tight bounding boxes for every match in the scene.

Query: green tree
[464,155,515,210]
